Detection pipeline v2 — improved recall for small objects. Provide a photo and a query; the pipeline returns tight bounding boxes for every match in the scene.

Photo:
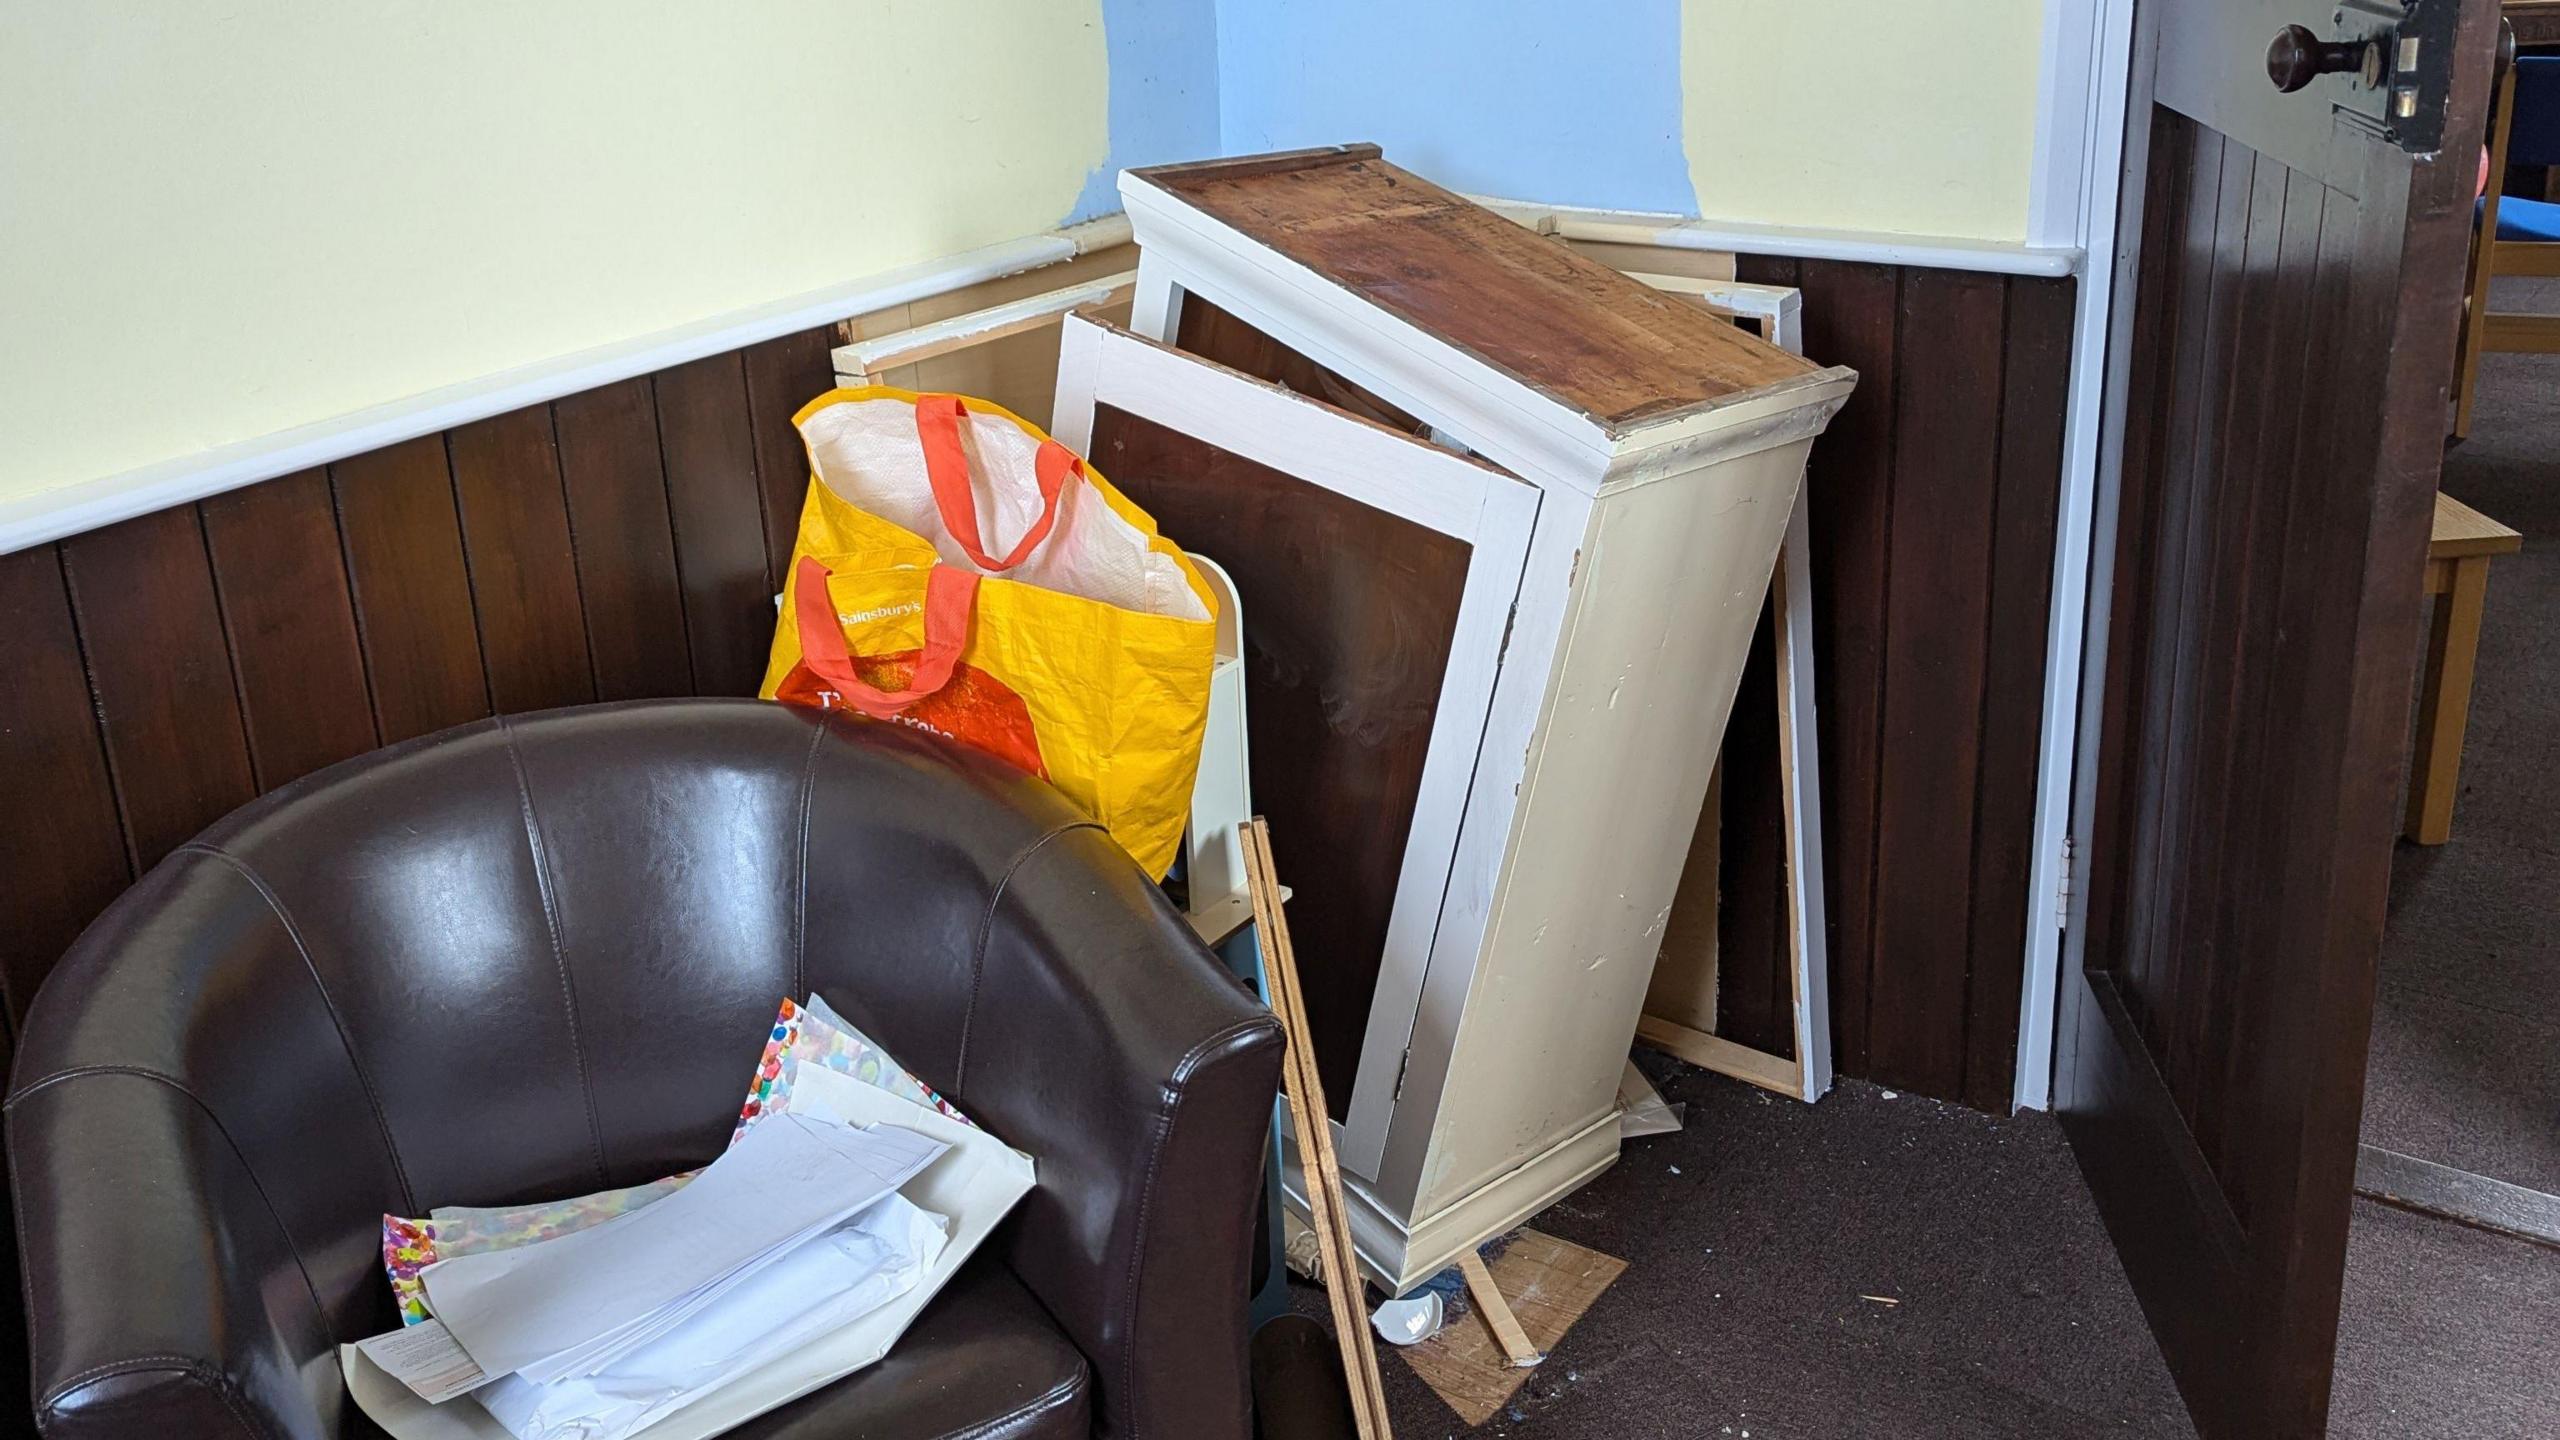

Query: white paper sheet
[471,1194,948,1440]
[354,1319,494,1404]
[418,1113,946,1382]
[345,1077,1035,1440]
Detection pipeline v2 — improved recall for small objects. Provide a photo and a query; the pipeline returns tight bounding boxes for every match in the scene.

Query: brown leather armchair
[8,700,1282,1440]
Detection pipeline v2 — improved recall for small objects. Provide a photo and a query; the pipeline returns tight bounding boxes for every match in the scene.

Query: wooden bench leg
[2406,557,2491,845]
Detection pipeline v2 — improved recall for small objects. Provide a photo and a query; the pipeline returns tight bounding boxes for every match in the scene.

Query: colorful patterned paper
[731,994,973,1144]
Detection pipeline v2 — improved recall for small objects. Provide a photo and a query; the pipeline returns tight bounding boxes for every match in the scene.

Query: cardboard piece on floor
[1400,1231,1627,1427]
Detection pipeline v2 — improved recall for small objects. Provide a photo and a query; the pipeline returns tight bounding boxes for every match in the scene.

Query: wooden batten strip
[1634,1014,1804,1100]
[1243,818,1394,1440]
[1629,271,1829,1101]
[833,271,1137,381]
[1456,1252,1544,1368]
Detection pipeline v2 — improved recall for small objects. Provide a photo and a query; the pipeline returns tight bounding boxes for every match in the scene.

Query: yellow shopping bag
[761,388,1216,878]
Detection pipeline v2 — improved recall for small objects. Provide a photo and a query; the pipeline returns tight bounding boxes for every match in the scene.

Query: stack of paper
[356,1114,945,1438]
[344,1007,1039,1440]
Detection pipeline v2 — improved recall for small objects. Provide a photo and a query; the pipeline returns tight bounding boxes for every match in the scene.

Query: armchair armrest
[10,1069,339,1440]
[956,823,1283,1440]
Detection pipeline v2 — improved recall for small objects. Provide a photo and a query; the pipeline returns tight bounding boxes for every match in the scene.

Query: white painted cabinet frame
[1106,156,1852,1291]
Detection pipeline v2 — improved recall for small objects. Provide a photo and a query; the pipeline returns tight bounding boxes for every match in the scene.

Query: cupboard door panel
[1054,316,1537,1161]
[1093,401,1469,1114]
[1174,296,1431,436]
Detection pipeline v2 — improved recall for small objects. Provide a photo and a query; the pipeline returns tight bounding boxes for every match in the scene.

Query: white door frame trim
[2013,0,2142,1110]
[2029,0,2107,250]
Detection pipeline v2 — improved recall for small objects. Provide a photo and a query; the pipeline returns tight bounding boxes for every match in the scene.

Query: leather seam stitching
[1118,1063,1184,1434]
[1116,1015,1270,1435]
[13,1067,333,1412]
[175,842,420,1214]
[8,1062,194,1109]
[41,1357,275,1440]
[953,820,1104,1088]
[1168,1017,1279,1090]
[498,716,612,1190]
[793,718,826,1005]
[945,1368,1087,1440]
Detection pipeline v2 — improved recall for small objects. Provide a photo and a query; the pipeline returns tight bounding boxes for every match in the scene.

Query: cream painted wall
[0,2,1108,505]
[1682,0,2048,241]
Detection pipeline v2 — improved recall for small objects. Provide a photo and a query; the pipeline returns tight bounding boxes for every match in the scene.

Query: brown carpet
[2365,276,2560,1196]
[1297,1065,2554,1439]
[2331,274,2560,1440]
[1300,1070,2194,1439]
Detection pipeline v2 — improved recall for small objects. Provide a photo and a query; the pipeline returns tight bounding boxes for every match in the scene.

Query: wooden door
[2060,0,2497,1435]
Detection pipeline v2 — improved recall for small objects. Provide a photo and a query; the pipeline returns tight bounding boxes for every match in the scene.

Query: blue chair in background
[2454,45,2560,437]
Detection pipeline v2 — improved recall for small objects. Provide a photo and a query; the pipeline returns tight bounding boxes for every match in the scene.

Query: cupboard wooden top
[1127,146,1820,435]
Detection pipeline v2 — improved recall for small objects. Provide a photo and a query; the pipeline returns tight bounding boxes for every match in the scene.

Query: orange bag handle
[790,555,978,718]
[914,393,1083,572]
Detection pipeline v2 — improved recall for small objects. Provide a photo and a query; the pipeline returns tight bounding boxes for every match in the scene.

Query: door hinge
[1393,1046,1413,1102]
[2055,834,2077,932]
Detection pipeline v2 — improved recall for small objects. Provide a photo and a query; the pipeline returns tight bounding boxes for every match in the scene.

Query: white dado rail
[1474,197,2082,279]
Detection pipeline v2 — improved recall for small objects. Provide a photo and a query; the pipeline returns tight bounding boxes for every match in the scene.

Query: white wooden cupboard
[1051,146,1856,1292]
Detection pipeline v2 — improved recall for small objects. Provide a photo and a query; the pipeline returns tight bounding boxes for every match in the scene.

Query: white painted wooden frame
[1619,273,1833,1104]
[831,270,1136,385]
[1178,554,1259,951]
[1050,313,1543,1178]
[1623,274,1805,354]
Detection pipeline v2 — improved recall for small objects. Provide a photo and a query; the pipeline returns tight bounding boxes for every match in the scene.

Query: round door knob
[2267,24,2374,93]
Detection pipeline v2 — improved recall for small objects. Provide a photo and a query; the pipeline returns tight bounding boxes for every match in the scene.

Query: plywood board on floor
[1399,1230,1627,1427]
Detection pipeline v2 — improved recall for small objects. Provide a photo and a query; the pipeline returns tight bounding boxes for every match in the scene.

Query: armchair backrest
[9,700,1280,1439]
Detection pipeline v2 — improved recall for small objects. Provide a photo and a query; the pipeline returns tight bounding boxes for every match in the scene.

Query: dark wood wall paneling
[0,329,841,1049]
[0,262,2078,1112]
[1711,259,2076,1112]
